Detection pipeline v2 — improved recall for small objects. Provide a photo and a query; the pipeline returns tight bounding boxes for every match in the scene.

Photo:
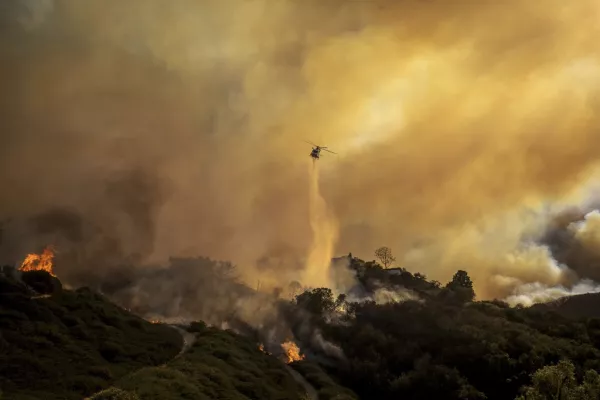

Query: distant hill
[530,292,600,319]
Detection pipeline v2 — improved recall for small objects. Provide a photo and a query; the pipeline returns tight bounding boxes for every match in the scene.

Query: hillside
[99,323,313,400]
[7,254,600,400]
[530,292,600,319]
[286,258,600,400]
[0,269,183,399]
[0,268,350,400]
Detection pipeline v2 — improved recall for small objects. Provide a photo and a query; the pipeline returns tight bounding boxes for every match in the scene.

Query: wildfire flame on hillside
[281,340,305,364]
[19,246,56,277]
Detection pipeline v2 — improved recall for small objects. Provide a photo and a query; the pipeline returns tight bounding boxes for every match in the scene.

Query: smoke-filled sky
[2,0,600,301]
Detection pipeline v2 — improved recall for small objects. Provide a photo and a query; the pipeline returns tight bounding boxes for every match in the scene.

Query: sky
[1,0,600,302]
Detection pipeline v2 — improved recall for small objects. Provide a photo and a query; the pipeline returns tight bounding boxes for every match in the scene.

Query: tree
[295,288,336,316]
[374,247,396,268]
[444,270,476,303]
[335,293,347,311]
[515,359,600,400]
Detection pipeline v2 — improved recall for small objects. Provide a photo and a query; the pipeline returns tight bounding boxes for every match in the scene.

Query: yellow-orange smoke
[19,246,56,277]
[2,0,600,303]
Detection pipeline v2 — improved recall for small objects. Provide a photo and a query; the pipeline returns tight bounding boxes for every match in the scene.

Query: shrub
[88,365,113,380]
[188,321,207,333]
[21,270,62,295]
[68,375,105,396]
[99,342,125,362]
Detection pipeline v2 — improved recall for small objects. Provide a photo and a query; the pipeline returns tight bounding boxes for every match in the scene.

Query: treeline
[289,254,600,400]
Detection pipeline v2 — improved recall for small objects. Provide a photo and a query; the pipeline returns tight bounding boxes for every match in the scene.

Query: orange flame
[19,246,56,277]
[258,343,265,352]
[281,340,305,364]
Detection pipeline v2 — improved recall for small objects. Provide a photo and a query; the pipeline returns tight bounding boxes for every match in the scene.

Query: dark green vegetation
[109,323,307,400]
[0,267,316,399]
[532,292,600,319]
[289,361,358,400]
[0,268,182,400]
[290,256,600,400]
[6,251,600,400]
[516,359,600,399]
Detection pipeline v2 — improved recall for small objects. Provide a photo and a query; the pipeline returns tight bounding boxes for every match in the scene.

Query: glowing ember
[281,340,305,364]
[19,246,56,277]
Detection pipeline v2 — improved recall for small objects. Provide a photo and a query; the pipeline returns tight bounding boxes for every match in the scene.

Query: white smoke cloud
[503,279,600,307]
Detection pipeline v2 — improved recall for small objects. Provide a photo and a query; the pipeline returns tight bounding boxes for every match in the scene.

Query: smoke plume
[1,0,600,306]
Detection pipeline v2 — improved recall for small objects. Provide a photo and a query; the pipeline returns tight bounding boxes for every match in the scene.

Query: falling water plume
[301,162,338,289]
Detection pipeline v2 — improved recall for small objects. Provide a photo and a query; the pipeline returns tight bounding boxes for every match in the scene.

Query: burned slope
[0,270,182,400]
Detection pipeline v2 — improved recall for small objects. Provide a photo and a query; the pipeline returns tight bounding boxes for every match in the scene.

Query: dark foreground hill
[0,270,183,399]
[0,269,352,400]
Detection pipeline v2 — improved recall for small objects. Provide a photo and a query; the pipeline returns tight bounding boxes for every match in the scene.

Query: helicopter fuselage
[310,147,321,159]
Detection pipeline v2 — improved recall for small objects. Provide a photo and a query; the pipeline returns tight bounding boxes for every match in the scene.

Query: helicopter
[305,140,337,160]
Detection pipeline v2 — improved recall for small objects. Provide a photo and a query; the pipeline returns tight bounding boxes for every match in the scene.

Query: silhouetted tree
[445,270,476,303]
[335,293,347,311]
[374,247,396,268]
[295,288,336,316]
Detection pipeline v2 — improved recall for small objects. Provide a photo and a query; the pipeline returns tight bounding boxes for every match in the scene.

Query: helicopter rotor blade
[323,149,337,154]
[304,140,319,147]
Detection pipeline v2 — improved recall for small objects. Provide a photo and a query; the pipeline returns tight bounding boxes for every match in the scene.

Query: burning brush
[258,340,305,363]
[281,340,305,364]
[19,246,56,277]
